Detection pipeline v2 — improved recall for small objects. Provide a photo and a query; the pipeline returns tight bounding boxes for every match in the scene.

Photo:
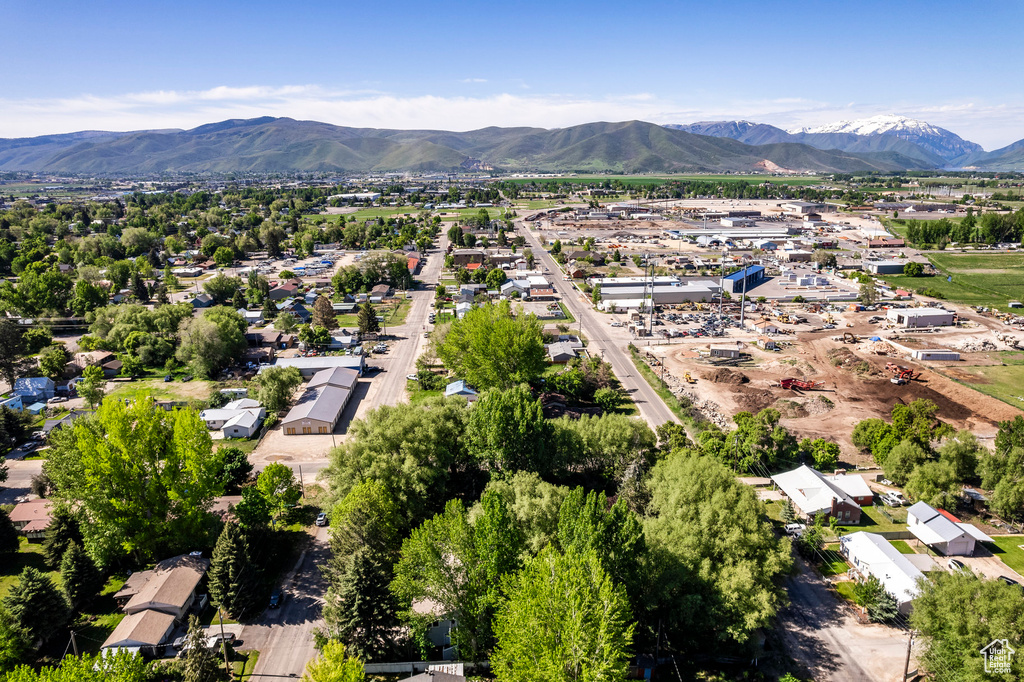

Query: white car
[784,523,806,537]
[610,321,623,327]
[406,374,419,381]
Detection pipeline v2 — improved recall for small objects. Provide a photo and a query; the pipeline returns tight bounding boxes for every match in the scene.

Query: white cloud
[1,85,1021,150]
[460,78,488,83]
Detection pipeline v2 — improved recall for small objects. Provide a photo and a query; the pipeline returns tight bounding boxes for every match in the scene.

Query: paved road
[517,219,678,429]
[365,234,448,412]
[777,555,911,682]
[0,458,43,504]
[244,525,330,680]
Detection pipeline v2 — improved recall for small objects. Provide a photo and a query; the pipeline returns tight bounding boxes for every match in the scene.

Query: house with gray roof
[906,501,991,556]
[281,384,352,435]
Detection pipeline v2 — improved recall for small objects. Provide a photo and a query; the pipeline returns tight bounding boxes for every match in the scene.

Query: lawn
[818,545,850,577]
[836,504,908,534]
[408,388,443,405]
[936,363,1024,407]
[72,577,127,656]
[232,650,260,680]
[879,251,1024,308]
[834,581,858,603]
[105,377,214,403]
[985,535,1024,575]
[889,540,916,554]
[557,302,576,323]
[0,537,60,598]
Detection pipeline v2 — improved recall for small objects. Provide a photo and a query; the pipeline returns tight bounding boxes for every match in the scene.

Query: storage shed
[911,349,960,361]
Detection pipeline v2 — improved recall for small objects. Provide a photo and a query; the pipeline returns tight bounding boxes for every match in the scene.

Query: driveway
[777,555,913,682]
[243,525,329,680]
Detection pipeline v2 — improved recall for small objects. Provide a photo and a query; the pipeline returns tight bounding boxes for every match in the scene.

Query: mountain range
[665,115,1024,171]
[0,115,1022,175]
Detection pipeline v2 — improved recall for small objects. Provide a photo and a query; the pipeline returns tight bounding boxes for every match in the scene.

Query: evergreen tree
[60,543,105,608]
[181,614,224,682]
[2,567,70,643]
[42,506,83,568]
[781,500,796,524]
[0,607,30,672]
[356,303,379,335]
[0,508,19,556]
[208,523,262,619]
[324,547,398,661]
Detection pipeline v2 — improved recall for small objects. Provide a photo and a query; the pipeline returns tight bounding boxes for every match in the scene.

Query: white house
[771,465,873,524]
[906,501,991,556]
[445,380,478,402]
[237,308,264,325]
[840,531,924,615]
[199,399,265,438]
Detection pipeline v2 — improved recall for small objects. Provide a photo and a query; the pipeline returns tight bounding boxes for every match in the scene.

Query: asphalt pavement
[518,219,678,429]
[244,525,330,680]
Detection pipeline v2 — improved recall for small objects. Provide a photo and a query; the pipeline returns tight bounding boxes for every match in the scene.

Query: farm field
[878,251,1024,308]
[502,174,824,186]
[936,363,1024,408]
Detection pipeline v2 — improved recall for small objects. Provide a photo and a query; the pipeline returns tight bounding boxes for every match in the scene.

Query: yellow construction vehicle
[777,314,791,324]
[685,372,697,384]
[824,313,835,324]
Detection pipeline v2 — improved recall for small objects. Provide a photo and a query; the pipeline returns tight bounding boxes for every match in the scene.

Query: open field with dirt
[879,251,1024,308]
[648,330,1024,464]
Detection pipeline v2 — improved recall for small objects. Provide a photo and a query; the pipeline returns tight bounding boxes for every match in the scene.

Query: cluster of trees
[899,208,1024,247]
[331,252,415,296]
[84,302,246,379]
[851,400,1024,519]
[321,439,792,671]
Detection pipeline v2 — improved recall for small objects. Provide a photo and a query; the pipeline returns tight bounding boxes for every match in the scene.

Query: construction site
[638,303,1024,466]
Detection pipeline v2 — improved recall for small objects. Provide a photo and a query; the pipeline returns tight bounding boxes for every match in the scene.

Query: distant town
[2,167,1023,682]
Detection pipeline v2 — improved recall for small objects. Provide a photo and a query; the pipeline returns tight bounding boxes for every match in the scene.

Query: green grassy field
[877,251,1024,308]
[938,363,1024,407]
[105,377,214,403]
[836,504,908,535]
[0,538,59,598]
[819,545,850,577]
[834,581,857,603]
[502,174,824,186]
[986,536,1024,575]
[889,540,916,554]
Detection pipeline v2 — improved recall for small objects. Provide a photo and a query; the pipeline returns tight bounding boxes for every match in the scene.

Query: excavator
[842,332,858,344]
[684,372,697,384]
[885,362,920,385]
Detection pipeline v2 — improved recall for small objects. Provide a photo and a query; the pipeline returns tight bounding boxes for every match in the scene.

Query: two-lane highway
[518,219,678,429]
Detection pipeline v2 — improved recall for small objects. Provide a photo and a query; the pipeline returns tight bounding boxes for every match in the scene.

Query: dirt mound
[736,389,775,412]
[761,358,813,377]
[827,348,878,376]
[951,338,998,352]
[773,399,809,418]
[703,368,749,385]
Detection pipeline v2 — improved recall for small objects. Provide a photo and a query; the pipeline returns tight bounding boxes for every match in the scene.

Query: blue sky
[4,0,1023,148]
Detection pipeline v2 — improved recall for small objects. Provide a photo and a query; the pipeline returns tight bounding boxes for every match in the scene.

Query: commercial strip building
[281,367,359,435]
[886,308,956,329]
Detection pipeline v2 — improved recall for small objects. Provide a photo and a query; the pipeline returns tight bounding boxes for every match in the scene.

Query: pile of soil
[826,348,879,376]
[806,395,836,416]
[703,368,749,385]
[735,389,775,412]
[773,399,809,419]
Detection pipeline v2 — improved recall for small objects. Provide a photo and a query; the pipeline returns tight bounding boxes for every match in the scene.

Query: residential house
[444,380,478,402]
[906,501,991,556]
[771,465,873,524]
[101,610,177,653]
[455,301,473,319]
[13,377,55,402]
[546,341,579,364]
[9,499,53,541]
[114,553,211,619]
[199,399,266,438]
[42,409,92,435]
[238,308,264,325]
[190,293,214,308]
[0,395,23,411]
[269,283,299,301]
[102,358,124,378]
[370,284,392,303]
[451,249,485,267]
[840,532,925,615]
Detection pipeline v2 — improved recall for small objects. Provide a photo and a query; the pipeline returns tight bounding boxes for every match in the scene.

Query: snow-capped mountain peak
[788,114,940,136]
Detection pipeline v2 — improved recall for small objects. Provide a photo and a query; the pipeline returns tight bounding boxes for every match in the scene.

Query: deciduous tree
[250,365,302,413]
[256,462,302,519]
[301,640,364,682]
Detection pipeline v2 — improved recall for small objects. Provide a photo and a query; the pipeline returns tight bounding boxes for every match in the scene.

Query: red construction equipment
[780,377,826,390]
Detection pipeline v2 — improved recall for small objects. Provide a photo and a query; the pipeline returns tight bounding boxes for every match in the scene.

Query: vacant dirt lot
[653,331,1022,465]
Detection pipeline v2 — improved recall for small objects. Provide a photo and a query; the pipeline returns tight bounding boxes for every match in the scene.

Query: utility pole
[298,465,305,497]
[219,610,232,678]
[70,630,79,657]
[902,630,915,682]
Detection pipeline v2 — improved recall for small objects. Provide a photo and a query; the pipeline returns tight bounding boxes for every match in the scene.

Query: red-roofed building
[408,257,420,274]
[937,508,961,523]
[9,499,53,541]
[465,262,483,271]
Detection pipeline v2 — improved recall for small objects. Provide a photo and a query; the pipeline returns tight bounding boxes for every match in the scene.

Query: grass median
[627,345,696,426]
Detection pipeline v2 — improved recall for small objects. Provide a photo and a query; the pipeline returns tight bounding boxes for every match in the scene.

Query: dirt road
[778,556,913,682]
